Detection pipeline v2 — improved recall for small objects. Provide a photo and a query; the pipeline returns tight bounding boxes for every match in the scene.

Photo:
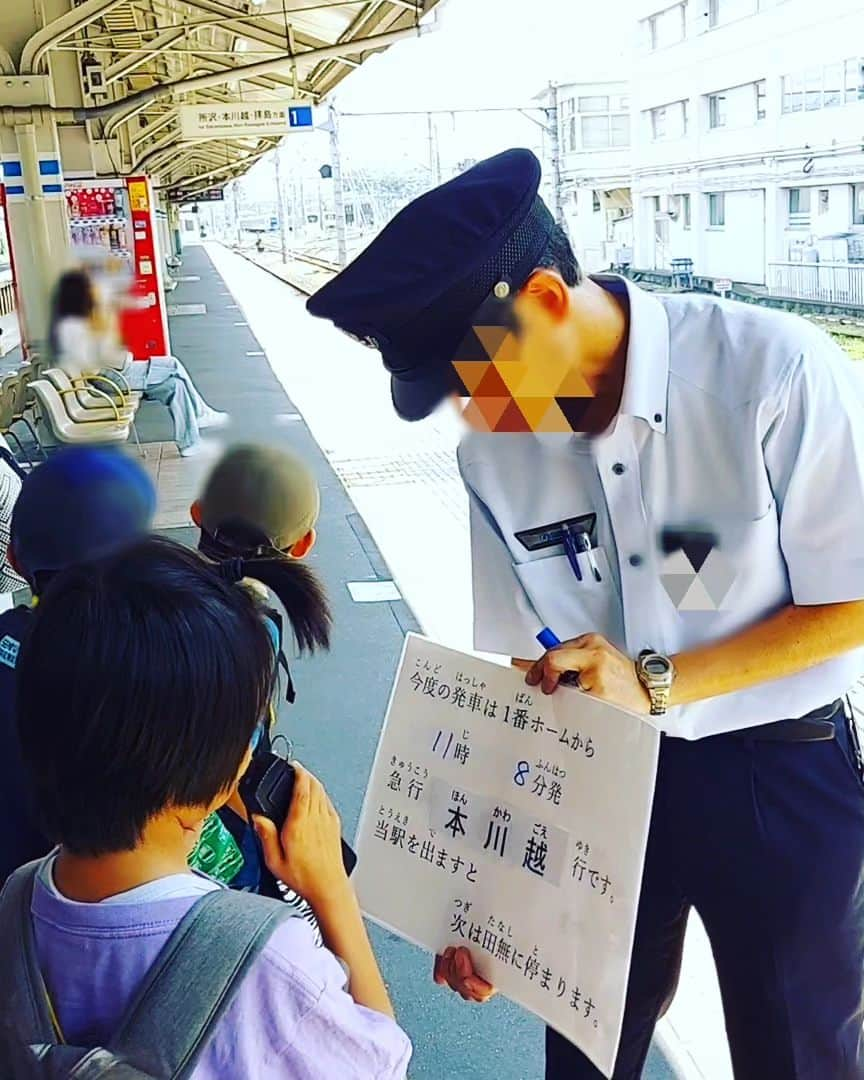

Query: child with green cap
[188,444,332,933]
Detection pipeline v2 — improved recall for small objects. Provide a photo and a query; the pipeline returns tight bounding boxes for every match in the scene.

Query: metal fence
[0,269,15,319]
[768,262,864,308]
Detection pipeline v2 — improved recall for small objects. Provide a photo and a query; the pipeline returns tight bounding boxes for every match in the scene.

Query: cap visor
[391,368,454,422]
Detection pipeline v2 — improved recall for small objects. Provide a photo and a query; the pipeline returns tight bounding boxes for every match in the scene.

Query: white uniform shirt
[459,275,864,739]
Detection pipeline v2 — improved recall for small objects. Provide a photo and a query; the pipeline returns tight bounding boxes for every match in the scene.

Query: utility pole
[546,82,565,229]
[427,112,441,185]
[273,141,289,263]
[328,103,348,267]
[297,170,306,245]
[230,180,242,246]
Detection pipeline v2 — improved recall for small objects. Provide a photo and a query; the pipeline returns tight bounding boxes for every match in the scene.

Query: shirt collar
[591,274,670,435]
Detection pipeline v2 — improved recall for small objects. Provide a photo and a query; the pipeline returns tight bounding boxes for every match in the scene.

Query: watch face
[644,656,670,676]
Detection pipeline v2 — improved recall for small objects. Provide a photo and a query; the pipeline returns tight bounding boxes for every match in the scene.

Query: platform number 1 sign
[287,106,313,130]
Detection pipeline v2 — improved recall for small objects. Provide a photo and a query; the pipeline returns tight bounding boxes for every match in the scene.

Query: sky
[241,0,631,200]
[337,0,631,111]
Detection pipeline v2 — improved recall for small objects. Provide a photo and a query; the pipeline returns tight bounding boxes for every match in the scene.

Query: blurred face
[449,272,618,434]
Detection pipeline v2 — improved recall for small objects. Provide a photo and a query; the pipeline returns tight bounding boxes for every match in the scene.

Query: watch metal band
[648,687,670,716]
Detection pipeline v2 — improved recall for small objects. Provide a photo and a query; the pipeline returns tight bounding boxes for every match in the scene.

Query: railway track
[230,243,338,296]
[289,251,341,273]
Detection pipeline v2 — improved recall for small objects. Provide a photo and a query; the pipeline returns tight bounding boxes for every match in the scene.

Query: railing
[0,268,15,318]
[768,262,864,308]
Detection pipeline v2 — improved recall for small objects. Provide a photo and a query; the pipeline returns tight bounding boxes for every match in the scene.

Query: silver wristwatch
[635,650,676,716]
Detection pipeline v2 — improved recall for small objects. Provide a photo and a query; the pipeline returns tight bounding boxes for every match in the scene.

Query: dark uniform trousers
[547,705,864,1080]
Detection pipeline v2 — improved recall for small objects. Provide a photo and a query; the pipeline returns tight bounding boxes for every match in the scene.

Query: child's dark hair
[16,537,277,856]
[199,518,331,653]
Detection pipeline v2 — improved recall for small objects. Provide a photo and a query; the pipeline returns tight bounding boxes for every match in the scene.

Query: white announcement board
[354,635,660,1077]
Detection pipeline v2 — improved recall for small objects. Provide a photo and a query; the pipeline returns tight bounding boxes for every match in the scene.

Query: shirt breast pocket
[513,547,623,647]
[670,501,784,643]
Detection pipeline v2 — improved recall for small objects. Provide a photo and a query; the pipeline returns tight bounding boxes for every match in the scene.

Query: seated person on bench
[49,268,228,457]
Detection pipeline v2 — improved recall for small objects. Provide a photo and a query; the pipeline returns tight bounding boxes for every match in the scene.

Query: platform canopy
[1,0,441,196]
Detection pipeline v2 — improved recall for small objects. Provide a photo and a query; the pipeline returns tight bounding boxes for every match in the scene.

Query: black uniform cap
[306,148,555,421]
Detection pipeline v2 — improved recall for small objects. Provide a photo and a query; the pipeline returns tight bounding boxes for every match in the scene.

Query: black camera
[239,752,357,875]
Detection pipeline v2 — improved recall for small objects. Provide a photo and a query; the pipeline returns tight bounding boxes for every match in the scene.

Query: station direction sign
[191,188,225,203]
[179,102,316,141]
[167,187,223,205]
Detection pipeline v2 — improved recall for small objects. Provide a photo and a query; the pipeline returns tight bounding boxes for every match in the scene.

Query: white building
[537,81,633,273]
[630,0,864,292]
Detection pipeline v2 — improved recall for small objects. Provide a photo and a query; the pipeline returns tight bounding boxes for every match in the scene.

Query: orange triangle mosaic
[452,325,617,433]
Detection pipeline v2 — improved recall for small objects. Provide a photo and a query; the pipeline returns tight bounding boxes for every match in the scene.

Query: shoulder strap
[0,860,58,1048]
[0,446,28,484]
[263,607,295,704]
[109,889,290,1078]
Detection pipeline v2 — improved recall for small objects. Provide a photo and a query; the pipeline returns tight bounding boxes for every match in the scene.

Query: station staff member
[307,149,864,1079]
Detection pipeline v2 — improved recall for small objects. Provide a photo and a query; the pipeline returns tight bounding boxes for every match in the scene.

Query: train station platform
[155,241,678,1080]
[0,242,676,1079]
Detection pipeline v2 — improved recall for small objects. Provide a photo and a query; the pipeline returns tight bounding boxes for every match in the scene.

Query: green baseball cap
[198,444,319,551]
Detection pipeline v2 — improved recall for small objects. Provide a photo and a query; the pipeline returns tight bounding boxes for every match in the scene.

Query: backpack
[0,607,51,886]
[0,860,294,1078]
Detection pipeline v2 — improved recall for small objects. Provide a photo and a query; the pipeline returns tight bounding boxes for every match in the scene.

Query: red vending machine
[65,175,170,360]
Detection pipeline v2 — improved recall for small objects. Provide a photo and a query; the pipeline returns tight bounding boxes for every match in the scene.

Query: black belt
[732,699,845,742]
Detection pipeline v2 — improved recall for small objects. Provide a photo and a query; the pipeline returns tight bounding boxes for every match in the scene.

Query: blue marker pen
[536,627,582,687]
[536,627,561,650]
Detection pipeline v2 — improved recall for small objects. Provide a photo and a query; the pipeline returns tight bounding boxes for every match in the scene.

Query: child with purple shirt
[2,537,411,1078]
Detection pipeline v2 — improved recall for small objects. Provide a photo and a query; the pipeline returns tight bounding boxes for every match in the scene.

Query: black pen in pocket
[560,523,583,582]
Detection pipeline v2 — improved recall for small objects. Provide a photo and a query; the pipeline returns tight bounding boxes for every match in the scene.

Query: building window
[854,184,864,226]
[344,205,355,226]
[823,64,842,107]
[846,58,864,102]
[581,116,608,148]
[569,117,577,151]
[782,57,864,113]
[682,193,692,228]
[648,100,688,140]
[706,81,766,128]
[708,0,757,29]
[592,191,602,212]
[788,187,811,226]
[805,67,822,110]
[755,80,767,120]
[708,93,727,128]
[708,192,725,227]
[611,114,630,147]
[580,113,630,149]
[578,95,609,112]
[643,2,687,50]
[653,196,662,214]
[818,189,830,214]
